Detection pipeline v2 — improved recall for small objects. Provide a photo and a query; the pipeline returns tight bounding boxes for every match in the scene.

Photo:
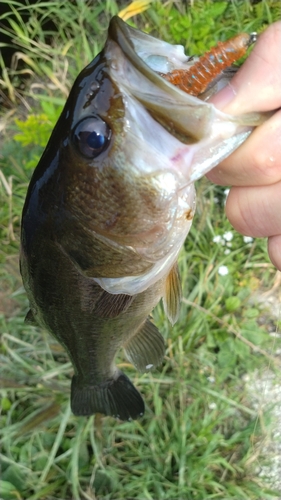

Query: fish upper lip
[107,16,217,142]
[108,16,202,102]
[108,16,173,94]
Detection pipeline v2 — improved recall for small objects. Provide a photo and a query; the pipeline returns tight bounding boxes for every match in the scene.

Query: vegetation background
[1,1,281,499]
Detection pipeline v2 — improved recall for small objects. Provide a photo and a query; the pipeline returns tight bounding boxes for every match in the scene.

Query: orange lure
[161,32,256,97]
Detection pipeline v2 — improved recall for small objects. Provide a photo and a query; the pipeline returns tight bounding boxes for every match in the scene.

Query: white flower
[243,236,253,243]
[213,235,223,244]
[218,265,229,276]
[224,249,231,255]
[207,376,215,383]
[223,231,233,242]
[208,402,217,410]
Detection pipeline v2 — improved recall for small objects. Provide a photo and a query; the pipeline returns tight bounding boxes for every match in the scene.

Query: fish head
[49,18,202,255]
[31,17,265,294]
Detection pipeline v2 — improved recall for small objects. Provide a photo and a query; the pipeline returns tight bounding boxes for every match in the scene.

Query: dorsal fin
[24,309,37,325]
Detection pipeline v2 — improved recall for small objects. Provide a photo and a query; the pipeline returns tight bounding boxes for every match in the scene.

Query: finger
[206,108,281,186]
[211,21,281,114]
[225,181,281,238]
[268,234,281,271]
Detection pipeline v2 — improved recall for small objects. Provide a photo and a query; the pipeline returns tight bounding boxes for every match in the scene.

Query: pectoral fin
[94,291,134,318]
[163,262,182,325]
[124,318,165,372]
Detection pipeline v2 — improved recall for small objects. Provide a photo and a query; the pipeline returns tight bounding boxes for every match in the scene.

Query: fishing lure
[161,32,257,97]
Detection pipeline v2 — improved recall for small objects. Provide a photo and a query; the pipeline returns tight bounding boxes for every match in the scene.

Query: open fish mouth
[105,16,265,182]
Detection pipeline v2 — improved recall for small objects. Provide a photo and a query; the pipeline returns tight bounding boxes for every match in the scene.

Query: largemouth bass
[20,17,266,420]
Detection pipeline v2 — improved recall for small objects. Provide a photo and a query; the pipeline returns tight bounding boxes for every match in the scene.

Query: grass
[1,0,281,499]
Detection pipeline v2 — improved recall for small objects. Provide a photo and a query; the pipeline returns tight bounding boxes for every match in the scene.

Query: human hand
[207,22,281,269]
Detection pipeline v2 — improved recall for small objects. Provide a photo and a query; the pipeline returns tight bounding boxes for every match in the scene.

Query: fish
[20,16,267,421]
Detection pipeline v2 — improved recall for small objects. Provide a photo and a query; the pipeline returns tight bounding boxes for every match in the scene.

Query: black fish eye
[72,116,111,158]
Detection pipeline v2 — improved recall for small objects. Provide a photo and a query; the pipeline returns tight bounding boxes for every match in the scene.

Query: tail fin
[71,371,145,421]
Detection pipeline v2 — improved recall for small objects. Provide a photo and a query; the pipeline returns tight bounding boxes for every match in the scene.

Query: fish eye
[72,116,111,158]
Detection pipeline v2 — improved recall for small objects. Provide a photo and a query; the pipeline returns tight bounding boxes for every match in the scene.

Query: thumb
[210,21,281,115]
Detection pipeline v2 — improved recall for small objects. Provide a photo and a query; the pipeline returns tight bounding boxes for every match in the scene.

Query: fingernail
[210,83,237,113]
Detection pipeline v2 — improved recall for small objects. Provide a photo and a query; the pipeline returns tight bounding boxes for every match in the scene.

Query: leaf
[1,465,25,493]
[234,339,250,359]
[24,154,42,171]
[118,0,152,21]
[225,296,241,312]
[40,100,63,122]
[217,339,237,368]
[0,480,22,500]
[16,402,61,436]
[14,115,52,148]
[241,327,268,346]
[1,396,12,411]
[244,307,259,318]
[78,441,90,469]
[208,2,228,18]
